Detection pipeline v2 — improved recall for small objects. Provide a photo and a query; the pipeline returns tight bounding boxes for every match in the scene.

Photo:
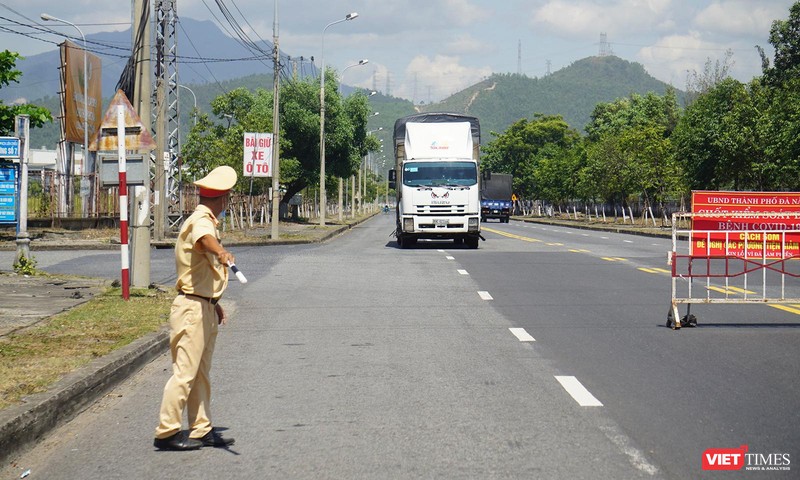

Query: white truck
[388,113,483,248]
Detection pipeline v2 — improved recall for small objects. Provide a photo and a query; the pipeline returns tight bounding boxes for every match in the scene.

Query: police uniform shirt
[174,204,228,299]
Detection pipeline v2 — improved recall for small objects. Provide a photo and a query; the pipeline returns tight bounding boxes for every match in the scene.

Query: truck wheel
[466,236,479,249]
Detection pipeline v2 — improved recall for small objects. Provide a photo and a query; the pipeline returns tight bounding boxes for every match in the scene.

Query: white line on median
[509,327,535,342]
[555,376,603,406]
[478,291,493,300]
[458,269,469,275]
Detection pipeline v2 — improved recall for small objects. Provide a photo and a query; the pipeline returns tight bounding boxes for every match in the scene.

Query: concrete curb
[0,327,169,465]
[0,224,356,252]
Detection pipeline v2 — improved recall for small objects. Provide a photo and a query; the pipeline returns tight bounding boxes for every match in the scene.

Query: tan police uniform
[154,166,236,442]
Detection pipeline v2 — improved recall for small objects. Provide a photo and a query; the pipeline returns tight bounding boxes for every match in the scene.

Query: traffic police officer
[153,165,237,451]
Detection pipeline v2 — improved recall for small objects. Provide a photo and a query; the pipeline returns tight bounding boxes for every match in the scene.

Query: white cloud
[531,0,674,39]
[442,0,492,26]
[445,34,493,56]
[636,31,730,85]
[693,1,786,37]
[397,54,492,102]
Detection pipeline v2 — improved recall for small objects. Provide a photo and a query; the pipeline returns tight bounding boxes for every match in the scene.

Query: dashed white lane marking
[437,249,446,253]
[623,240,634,243]
[478,291,493,300]
[598,420,661,476]
[509,327,535,342]
[457,269,469,275]
[555,376,603,407]
[445,255,455,260]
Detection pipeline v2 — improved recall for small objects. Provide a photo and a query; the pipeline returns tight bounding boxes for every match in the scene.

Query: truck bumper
[400,215,480,238]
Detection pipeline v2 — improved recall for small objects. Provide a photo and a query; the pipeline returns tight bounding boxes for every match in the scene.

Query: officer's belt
[178,291,220,305]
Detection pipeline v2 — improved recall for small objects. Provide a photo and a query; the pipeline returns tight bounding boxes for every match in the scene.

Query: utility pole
[131,0,151,287]
[14,115,30,265]
[271,0,280,239]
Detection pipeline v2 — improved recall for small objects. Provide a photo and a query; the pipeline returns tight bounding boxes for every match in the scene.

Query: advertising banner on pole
[243,132,273,178]
[61,40,102,145]
[691,190,800,258]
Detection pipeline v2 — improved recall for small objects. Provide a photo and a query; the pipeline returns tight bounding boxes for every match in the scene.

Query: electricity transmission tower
[153,0,181,239]
[599,33,613,57]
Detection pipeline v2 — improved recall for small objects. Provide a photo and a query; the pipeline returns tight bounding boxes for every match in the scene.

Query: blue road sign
[0,165,16,223]
[0,137,20,158]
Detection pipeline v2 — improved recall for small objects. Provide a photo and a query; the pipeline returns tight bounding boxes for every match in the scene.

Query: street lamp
[177,84,198,125]
[339,59,368,94]
[320,11,358,226]
[42,13,88,216]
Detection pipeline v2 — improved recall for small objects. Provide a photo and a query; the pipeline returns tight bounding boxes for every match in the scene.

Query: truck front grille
[415,204,468,215]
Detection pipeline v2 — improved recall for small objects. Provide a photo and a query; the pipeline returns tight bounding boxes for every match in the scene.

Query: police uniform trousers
[154,294,218,439]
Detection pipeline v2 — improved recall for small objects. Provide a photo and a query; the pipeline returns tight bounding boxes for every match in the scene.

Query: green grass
[0,287,172,410]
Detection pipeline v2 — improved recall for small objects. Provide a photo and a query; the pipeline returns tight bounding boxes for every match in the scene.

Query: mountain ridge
[5,18,681,151]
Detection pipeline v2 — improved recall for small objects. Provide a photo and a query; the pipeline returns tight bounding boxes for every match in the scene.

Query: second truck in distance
[480,173,513,223]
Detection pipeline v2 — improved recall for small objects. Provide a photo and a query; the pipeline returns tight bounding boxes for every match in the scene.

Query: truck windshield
[403,161,477,187]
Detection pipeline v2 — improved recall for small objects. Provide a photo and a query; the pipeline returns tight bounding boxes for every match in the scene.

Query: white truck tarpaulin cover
[404,122,473,160]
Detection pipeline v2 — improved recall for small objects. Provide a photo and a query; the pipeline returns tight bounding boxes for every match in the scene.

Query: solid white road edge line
[478,291,493,300]
[509,327,535,342]
[555,376,603,407]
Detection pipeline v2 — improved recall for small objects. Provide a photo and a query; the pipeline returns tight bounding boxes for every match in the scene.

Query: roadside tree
[0,50,52,135]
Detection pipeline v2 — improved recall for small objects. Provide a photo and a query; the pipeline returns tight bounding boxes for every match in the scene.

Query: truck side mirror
[388,169,396,190]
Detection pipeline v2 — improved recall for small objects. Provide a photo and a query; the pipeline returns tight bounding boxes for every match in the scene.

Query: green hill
[422,55,680,138]
[25,55,679,174]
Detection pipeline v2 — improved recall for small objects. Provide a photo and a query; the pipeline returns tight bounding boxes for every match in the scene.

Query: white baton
[227,262,248,283]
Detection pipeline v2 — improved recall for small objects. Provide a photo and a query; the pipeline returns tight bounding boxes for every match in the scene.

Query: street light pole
[177,84,197,125]
[41,13,88,217]
[337,58,368,221]
[320,12,358,226]
[339,59,368,95]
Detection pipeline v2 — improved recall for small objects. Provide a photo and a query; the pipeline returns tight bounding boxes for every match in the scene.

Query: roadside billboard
[61,40,102,145]
[691,191,800,258]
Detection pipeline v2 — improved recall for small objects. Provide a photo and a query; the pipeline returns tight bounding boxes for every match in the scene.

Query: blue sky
[1,0,795,102]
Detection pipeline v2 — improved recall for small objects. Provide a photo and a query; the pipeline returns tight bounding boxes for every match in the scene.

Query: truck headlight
[468,218,479,232]
[403,218,414,232]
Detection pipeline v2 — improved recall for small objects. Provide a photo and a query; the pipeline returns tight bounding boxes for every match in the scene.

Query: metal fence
[24,173,370,231]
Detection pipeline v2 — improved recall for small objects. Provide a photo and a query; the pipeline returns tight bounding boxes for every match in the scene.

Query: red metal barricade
[668,211,800,329]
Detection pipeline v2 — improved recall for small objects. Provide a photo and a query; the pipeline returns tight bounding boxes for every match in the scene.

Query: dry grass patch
[0,287,172,410]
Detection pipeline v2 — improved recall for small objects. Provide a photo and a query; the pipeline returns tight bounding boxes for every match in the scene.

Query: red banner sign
[691,191,800,258]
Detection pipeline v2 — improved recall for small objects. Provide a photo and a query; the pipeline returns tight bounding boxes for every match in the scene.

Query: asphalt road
[2,215,798,479]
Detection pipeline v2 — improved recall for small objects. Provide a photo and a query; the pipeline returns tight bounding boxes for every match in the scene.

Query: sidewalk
[0,218,363,466]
